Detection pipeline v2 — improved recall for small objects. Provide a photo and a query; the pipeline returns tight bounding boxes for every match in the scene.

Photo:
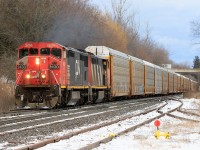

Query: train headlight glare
[36,58,40,65]
[26,74,30,79]
[41,74,46,79]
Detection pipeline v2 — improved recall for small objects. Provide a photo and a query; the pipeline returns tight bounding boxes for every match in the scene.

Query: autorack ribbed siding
[162,70,168,94]
[144,62,155,94]
[131,59,145,95]
[173,74,178,93]
[168,72,174,93]
[155,66,162,94]
[111,55,130,96]
[86,46,197,99]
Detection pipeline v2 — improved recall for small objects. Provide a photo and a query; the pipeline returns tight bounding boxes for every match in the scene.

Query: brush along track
[16,96,180,150]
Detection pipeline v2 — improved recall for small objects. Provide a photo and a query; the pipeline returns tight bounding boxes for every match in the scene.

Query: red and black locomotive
[15,42,108,108]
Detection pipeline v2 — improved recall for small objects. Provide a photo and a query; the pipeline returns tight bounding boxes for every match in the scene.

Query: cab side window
[52,48,61,59]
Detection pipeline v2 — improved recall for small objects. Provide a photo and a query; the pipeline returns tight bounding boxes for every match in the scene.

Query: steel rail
[16,101,166,150]
[0,99,159,136]
[77,98,183,150]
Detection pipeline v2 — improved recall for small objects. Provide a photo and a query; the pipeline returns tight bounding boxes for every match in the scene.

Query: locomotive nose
[25,56,50,85]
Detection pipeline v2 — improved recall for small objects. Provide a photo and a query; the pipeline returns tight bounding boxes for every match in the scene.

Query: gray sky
[90,0,200,67]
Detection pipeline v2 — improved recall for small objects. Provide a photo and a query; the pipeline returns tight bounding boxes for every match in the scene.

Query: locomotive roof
[59,44,106,60]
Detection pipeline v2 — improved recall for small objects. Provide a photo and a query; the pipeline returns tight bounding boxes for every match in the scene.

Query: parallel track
[0,98,160,135]
[14,96,182,150]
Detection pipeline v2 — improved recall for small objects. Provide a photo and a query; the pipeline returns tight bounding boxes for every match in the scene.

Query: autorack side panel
[183,77,187,92]
[130,56,144,95]
[111,55,130,96]
[168,71,174,93]
[180,75,184,92]
[173,73,178,93]
[162,69,168,94]
[154,65,162,94]
[184,77,190,92]
[144,61,155,95]
[85,46,131,97]
[177,74,181,92]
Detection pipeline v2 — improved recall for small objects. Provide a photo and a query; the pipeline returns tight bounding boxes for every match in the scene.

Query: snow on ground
[181,98,200,110]
[159,100,180,113]
[3,98,200,150]
[96,98,200,150]
[38,111,161,150]
[96,116,200,150]
[37,99,200,150]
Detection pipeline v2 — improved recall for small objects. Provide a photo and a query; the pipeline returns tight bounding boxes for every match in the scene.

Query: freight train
[15,42,198,108]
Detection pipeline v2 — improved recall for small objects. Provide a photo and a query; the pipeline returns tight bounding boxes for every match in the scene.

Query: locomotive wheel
[45,97,59,108]
[27,97,59,109]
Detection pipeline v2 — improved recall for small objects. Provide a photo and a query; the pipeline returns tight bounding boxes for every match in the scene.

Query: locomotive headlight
[41,74,46,79]
[26,74,30,79]
[36,58,40,65]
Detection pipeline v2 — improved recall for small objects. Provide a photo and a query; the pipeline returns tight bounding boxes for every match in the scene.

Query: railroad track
[2,95,194,150]
[10,95,186,150]
[0,98,160,134]
[0,96,167,147]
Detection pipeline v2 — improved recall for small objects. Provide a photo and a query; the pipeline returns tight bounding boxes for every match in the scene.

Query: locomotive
[15,42,198,108]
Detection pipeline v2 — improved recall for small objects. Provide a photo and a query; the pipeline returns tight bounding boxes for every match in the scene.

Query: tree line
[0,0,190,81]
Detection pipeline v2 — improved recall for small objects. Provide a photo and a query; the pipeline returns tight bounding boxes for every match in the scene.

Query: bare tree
[191,18,200,43]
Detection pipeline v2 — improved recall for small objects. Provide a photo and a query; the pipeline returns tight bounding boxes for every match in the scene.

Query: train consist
[15,42,198,108]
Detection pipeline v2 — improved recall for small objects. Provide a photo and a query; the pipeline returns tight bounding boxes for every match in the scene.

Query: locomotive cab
[15,42,65,108]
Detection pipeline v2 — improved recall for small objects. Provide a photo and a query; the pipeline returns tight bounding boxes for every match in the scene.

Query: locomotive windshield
[40,48,50,55]
[52,48,61,58]
[19,48,28,59]
[29,48,38,55]
[19,47,61,59]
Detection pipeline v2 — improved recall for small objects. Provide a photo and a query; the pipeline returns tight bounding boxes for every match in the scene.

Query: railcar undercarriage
[15,85,108,109]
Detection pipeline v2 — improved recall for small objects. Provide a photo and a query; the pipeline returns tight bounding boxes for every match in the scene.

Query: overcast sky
[90,0,200,67]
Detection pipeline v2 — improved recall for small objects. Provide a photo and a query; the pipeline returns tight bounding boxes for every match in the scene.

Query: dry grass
[0,81,15,112]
